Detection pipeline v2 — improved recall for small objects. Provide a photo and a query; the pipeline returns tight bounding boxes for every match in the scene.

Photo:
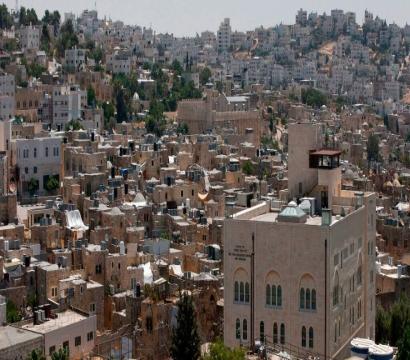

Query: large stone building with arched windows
[224,122,376,360]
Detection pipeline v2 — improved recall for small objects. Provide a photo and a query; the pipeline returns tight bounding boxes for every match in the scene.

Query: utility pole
[250,232,255,352]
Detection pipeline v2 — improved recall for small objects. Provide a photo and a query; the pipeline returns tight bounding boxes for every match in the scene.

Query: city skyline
[3,0,410,36]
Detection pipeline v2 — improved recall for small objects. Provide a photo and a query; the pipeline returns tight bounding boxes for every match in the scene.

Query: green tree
[87,86,96,107]
[45,176,59,192]
[56,20,78,57]
[102,101,115,127]
[40,24,51,54]
[170,293,201,360]
[19,7,39,26]
[6,299,22,323]
[65,119,83,131]
[176,123,189,135]
[397,325,410,360]
[202,340,245,360]
[200,67,212,85]
[0,4,12,29]
[115,87,128,122]
[367,134,380,163]
[171,59,184,76]
[242,160,254,175]
[27,349,45,360]
[27,178,39,196]
[51,347,69,360]
[376,305,391,344]
[301,88,327,108]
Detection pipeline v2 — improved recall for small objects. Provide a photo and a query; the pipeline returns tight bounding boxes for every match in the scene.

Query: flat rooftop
[0,326,43,350]
[251,211,340,226]
[22,310,87,334]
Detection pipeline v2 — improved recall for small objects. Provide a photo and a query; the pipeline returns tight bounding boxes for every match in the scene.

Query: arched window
[243,319,247,340]
[300,288,305,309]
[240,282,244,302]
[245,282,250,303]
[236,319,240,339]
[306,288,311,310]
[260,321,265,343]
[266,284,271,305]
[277,285,282,307]
[301,326,306,347]
[309,327,314,348]
[311,289,316,310]
[33,148,37,158]
[272,285,277,306]
[280,323,285,344]
[234,281,239,302]
[273,323,278,344]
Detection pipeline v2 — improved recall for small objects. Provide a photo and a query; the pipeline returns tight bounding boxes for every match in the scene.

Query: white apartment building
[64,48,86,71]
[217,18,232,53]
[11,134,62,197]
[52,85,86,130]
[0,72,15,151]
[20,25,40,51]
[224,123,376,360]
[22,310,96,359]
[106,52,131,75]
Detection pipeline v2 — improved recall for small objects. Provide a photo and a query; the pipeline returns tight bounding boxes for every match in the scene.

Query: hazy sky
[4,0,410,36]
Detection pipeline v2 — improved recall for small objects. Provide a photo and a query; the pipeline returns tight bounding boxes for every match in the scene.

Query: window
[357,265,362,286]
[266,284,271,305]
[273,323,278,344]
[33,166,37,174]
[300,288,305,309]
[234,281,239,302]
[75,336,81,346]
[272,285,277,306]
[45,147,49,157]
[277,285,282,307]
[311,289,316,310]
[240,282,244,302]
[245,282,249,303]
[49,346,56,355]
[87,331,94,341]
[25,167,28,174]
[95,264,102,274]
[260,321,265,343]
[309,327,314,348]
[90,303,96,313]
[236,319,240,339]
[51,287,57,297]
[243,319,247,340]
[280,323,285,344]
[63,341,69,350]
[334,253,339,266]
[301,326,306,347]
[34,148,37,158]
[306,289,311,310]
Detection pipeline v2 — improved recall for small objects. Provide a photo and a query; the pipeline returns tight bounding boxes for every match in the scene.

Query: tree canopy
[170,293,201,360]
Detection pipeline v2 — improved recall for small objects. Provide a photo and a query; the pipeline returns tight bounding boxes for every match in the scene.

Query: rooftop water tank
[350,338,374,359]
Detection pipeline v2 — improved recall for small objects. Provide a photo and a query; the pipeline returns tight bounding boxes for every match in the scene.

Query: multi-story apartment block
[11,134,62,197]
[52,85,86,130]
[217,18,232,53]
[64,47,86,71]
[20,25,41,51]
[224,123,376,360]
